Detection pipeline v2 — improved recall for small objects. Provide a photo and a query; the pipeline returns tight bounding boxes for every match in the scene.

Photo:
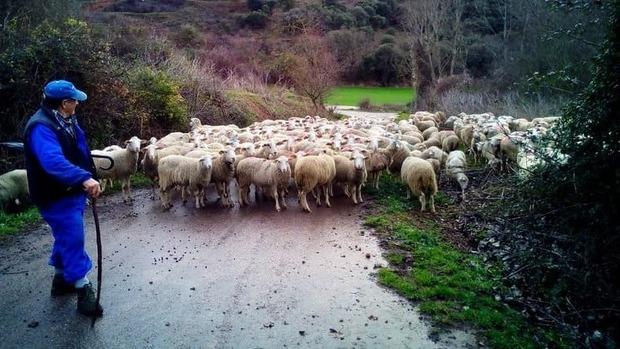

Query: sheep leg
[238,185,247,207]
[419,193,426,212]
[180,186,187,205]
[406,189,411,199]
[160,186,172,210]
[315,187,322,207]
[343,184,351,198]
[351,184,358,204]
[298,189,311,213]
[272,186,281,212]
[279,188,288,209]
[357,184,364,203]
[311,188,318,200]
[194,188,202,208]
[429,194,436,213]
[324,185,331,208]
[122,178,131,203]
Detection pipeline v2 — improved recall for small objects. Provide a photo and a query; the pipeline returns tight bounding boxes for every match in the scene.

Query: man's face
[61,99,79,116]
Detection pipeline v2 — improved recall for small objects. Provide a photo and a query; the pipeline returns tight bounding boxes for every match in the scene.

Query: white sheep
[91,136,142,202]
[209,148,237,207]
[445,150,469,200]
[157,155,213,210]
[400,156,437,213]
[333,150,367,204]
[294,153,336,213]
[365,149,391,189]
[0,169,29,211]
[236,156,291,212]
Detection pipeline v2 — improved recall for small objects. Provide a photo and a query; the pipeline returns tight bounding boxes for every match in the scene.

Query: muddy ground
[0,185,477,349]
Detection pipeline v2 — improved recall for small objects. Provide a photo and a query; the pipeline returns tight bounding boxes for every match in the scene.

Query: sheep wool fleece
[23,106,96,283]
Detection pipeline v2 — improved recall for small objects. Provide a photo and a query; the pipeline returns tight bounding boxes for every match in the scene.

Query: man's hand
[82,178,102,198]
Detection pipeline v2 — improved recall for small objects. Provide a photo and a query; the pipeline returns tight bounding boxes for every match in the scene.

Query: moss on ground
[364,174,572,349]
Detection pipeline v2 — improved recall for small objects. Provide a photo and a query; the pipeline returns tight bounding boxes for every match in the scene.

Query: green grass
[364,174,572,349]
[0,206,41,236]
[326,86,415,106]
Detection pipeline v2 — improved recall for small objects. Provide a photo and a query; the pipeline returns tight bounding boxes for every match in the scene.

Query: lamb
[365,149,391,189]
[140,144,160,196]
[156,132,190,147]
[209,148,237,207]
[445,150,469,200]
[0,169,29,212]
[441,134,460,153]
[294,153,336,213]
[157,155,213,210]
[422,127,438,140]
[421,146,448,166]
[236,156,291,212]
[385,140,411,173]
[400,156,437,212]
[333,150,367,204]
[91,136,142,202]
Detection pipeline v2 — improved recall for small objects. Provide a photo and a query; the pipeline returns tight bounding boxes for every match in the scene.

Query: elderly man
[23,80,103,317]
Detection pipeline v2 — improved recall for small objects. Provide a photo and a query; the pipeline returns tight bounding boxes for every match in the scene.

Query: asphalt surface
[0,111,477,349]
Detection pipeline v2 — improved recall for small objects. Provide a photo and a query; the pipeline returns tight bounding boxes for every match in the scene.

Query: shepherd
[23,80,103,317]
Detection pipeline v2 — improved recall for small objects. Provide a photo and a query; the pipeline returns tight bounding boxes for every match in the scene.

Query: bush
[240,11,269,29]
[126,66,188,132]
[466,44,494,78]
[511,3,620,344]
[247,0,263,11]
[173,23,203,48]
[358,43,407,85]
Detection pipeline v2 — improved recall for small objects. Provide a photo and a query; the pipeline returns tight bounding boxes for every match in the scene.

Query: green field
[326,86,415,106]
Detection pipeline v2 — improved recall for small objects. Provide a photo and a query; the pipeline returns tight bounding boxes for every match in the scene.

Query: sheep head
[274,156,290,173]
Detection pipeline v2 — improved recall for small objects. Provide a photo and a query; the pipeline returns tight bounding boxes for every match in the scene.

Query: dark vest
[23,106,97,207]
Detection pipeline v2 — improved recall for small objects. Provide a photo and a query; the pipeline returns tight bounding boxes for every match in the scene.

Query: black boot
[51,274,76,296]
[76,283,103,317]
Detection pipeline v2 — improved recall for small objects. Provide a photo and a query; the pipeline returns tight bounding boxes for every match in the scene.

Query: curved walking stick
[90,197,103,327]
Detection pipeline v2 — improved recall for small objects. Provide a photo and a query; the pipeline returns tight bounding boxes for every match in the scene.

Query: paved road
[0,111,476,349]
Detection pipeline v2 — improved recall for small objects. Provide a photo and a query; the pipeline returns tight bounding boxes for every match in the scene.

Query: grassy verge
[0,206,41,236]
[326,86,415,107]
[364,174,570,349]
[102,173,153,194]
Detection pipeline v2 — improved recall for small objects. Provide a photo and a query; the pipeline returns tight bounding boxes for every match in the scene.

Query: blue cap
[43,80,87,101]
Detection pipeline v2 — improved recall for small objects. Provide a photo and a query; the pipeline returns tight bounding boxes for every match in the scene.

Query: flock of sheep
[84,110,559,213]
[0,111,558,213]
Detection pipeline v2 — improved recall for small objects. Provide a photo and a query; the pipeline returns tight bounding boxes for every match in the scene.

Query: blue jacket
[23,105,97,207]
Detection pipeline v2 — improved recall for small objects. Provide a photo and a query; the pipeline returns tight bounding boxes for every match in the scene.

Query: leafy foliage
[511,1,620,344]
[126,67,189,132]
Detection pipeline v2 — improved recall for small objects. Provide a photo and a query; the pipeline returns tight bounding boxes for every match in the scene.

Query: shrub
[240,11,269,29]
[173,23,203,48]
[126,66,188,132]
[466,44,494,78]
[359,43,407,85]
[359,98,371,109]
[247,0,264,11]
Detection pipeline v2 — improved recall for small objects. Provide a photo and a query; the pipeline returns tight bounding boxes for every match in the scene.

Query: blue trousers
[39,194,92,283]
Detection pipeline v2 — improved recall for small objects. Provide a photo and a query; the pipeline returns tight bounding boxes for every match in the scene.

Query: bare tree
[289,33,340,112]
[403,0,465,110]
